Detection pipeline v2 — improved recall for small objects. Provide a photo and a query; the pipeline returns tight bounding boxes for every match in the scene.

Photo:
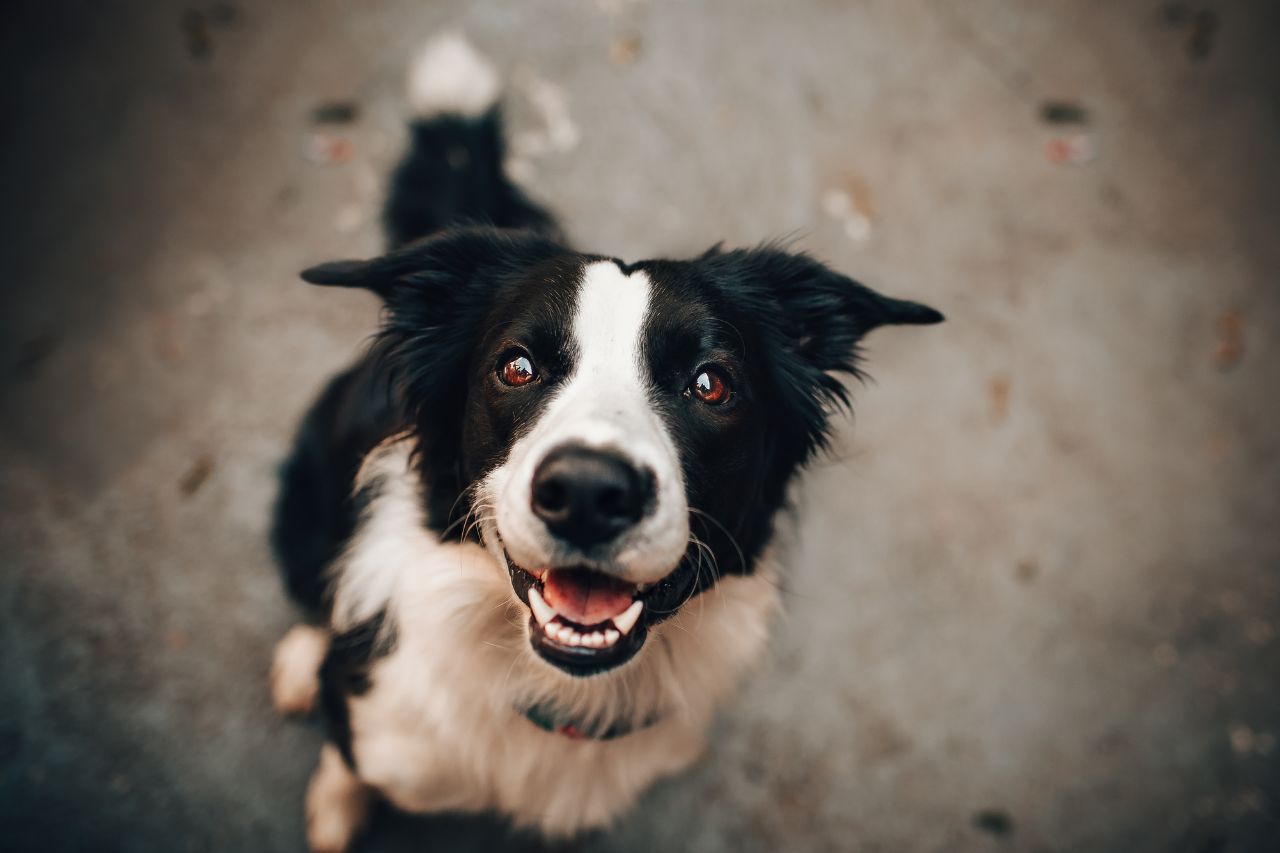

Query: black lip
[528,613,648,677]
[505,559,649,677]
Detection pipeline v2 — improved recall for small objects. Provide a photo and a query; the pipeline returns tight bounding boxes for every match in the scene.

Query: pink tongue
[542,569,635,626]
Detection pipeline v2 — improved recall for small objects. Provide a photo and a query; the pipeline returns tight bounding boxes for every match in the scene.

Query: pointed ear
[299,250,430,300]
[737,247,943,372]
[300,257,407,301]
[704,245,942,463]
[856,292,946,330]
[298,227,565,301]
[300,258,382,287]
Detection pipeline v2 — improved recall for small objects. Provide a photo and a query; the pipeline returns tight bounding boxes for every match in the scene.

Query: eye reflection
[499,353,538,387]
[689,367,730,405]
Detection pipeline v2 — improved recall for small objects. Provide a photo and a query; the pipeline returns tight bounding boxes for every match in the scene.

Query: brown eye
[689,367,731,405]
[499,353,538,387]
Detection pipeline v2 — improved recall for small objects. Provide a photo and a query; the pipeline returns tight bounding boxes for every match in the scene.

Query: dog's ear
[706,245,943,460]
[300,227,567,429]
[299,227,564,302]
[708,245,942,376]
[740,247,943,370]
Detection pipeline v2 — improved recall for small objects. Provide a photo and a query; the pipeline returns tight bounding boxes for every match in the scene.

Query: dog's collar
[519,702,659,741]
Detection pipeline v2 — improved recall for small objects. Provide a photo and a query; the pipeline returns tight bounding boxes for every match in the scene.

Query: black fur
[318,611,395,767]
[271,357,403,615]
[383,110,560,248]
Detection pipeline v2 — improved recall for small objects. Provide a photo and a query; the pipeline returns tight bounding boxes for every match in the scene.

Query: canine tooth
[604,628,620,646]
[612,600,644,636]
[528,587,556,626]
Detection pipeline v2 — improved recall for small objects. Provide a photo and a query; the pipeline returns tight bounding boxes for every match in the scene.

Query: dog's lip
[507,561,645,634]
[503,555,664,676]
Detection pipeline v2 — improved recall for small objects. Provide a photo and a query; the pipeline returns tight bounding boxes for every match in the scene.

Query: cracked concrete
[2,1,1278,851]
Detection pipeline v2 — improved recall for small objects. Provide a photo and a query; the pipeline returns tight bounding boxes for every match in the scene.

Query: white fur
[270,623,330,716]
[406,32,500,119]
[486,261,690,584]
[314,439,778,840]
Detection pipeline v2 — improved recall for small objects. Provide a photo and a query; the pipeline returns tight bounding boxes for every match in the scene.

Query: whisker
[438,481,483,538]
[689,506,747,576]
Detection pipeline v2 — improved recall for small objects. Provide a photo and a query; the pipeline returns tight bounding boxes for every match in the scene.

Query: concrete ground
[2,1,1278,850]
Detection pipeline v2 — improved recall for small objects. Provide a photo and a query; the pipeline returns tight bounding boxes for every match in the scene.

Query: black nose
[530,446,653,548]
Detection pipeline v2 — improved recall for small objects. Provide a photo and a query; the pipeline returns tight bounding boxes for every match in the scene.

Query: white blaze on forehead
[544,260,663,454]
[572,260,650,394]
[486,259,690,584]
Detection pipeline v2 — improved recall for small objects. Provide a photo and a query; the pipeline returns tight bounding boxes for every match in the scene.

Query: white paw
[306,744,371,853]
[307,808,361,853]
[270,624,329,716]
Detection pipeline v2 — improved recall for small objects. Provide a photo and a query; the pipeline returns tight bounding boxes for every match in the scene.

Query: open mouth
[506,560,651,676]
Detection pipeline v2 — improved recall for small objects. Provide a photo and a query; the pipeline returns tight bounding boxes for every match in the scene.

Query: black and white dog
[269,33,942,851]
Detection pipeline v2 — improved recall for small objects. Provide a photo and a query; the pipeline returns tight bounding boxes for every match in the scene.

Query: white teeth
[534,600,639,649]
[527,587,556,626]
[612,600,644,636]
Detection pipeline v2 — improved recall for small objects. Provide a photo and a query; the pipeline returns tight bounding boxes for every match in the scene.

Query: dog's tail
[383,33,559,248]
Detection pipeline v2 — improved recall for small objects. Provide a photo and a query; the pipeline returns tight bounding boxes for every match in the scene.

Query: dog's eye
[499,352,539,387]
[687,367,731,405]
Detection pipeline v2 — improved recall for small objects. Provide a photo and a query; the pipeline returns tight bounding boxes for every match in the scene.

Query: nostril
[532,479,570,515]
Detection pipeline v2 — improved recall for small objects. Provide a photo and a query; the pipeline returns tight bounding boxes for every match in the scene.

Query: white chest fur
[329,440,779,838]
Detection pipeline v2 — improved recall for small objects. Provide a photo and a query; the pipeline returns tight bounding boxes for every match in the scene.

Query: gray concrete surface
[2,1,1278,851]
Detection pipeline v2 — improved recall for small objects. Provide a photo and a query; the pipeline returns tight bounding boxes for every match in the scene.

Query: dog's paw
[306,744,371,853]
[307,810,360,853]
[271,624,329,716]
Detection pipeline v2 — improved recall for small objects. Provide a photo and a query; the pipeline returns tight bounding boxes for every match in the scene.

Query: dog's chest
[346,627,706,837]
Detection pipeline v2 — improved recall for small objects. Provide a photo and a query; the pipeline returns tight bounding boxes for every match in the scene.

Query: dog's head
[303,227,942,677]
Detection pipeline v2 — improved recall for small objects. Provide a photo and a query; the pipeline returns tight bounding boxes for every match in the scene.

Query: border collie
[269,33,942,852]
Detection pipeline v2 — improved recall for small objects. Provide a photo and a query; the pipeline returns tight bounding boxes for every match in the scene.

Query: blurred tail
[383,33,559,248]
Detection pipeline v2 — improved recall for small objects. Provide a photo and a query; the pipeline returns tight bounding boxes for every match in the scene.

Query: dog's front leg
[305,743,372,853]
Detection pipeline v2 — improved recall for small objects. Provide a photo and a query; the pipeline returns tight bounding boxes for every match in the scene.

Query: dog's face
[303,228,942,677]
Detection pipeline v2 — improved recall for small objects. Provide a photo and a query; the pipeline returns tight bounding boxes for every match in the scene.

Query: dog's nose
[530,446,653,548]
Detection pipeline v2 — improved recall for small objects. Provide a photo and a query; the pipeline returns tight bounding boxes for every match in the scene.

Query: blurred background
[2,1,1278,851]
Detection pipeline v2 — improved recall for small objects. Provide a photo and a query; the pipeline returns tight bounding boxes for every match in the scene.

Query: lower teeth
[544,619,619,649]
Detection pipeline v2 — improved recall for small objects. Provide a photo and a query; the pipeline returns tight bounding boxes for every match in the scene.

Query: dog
[268,33,942,852]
